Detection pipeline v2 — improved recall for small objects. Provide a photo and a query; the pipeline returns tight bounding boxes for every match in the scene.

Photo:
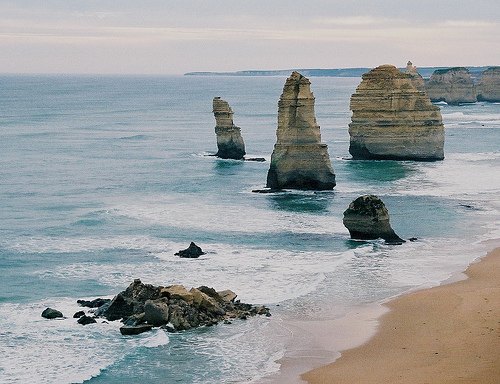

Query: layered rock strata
[97,279,270,333]
[425,67,476,104]
[213,97,246,159]
[405,61,425,92]
[477,67,500,102]
[343,195,404,244]
[349,65,444,161]
[266,72,336,190]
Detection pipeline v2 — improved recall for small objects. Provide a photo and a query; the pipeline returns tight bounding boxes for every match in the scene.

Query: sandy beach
[301,247,500,384]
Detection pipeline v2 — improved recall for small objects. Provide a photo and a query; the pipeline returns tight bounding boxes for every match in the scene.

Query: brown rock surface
[213,97,246,159]
[349,65,444,161]
[266,72,336,190]
[425,67,477,104]
[405,61,425,92]
[477,66,500,102]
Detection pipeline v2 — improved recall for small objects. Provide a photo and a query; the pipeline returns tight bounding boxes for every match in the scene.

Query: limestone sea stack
[266,72,336,190]
[425,67,476,104]
[405,61,425,92]
[213,97,246,159]
[477,67,500,102]
[343,195,404,244]
[349,65,444,161]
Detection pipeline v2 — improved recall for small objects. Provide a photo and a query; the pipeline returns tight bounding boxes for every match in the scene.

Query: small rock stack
[425,67,477,104]
[213,97,246,160]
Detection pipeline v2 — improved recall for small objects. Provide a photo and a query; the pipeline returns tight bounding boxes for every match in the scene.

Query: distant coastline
[184,66,492,79]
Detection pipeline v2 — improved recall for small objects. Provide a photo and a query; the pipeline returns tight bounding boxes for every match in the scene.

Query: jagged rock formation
[213,97,246,159]
[175,242,205,258]
[96,279,270,333]
[425,67,476,104]
[343,195,404,244]
[405,61,425,92]
[266,72,336,190]
[348,65,445,161]
[477,67,500,102]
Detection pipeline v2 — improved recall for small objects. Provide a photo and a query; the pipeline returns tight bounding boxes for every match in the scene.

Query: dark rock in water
[73,311,85,318]
[343,195,405,244]
[120,324,153,335]
[77,315,97,325]
[175,242,205,258]
[77,298,110,308]
[143,299,170,326]
[41,308,64,319]
[102,279,162,321]
[98,279,270,334]
[244,157,266,162]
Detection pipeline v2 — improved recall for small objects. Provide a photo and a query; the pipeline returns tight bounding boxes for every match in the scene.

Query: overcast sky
[1,0,498,74]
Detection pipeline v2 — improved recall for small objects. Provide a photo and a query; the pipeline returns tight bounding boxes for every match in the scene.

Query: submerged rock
[477,67,500,102]
[41,308,64,319]
[349,65,444,161]
[425,67,477,104]
[266,71,336,190]
[77,315,97,325]
[99,279,270,334]
[213,97,246,159]
[175,242,205,258]
[343,195,404,244]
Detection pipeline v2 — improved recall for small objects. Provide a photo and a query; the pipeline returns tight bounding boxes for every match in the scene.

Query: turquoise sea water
[0,75,499,383]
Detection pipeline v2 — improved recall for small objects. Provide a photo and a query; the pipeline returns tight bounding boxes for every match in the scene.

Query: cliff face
[477,67,500,102]
[349,65,444,161]
[213,97,246,159]
[425,67,477,104]
[266,72,336,190]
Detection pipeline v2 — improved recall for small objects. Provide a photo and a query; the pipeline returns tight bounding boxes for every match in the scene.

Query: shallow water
[0,75,499,383]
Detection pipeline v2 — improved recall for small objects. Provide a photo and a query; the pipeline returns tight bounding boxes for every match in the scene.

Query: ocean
[0,74,499,383]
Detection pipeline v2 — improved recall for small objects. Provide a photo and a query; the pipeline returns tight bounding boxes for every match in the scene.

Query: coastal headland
[301,246,500,384]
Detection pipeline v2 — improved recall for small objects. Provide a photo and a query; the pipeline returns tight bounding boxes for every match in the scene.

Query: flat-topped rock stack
[213,97,246,160]
[348,65,445,161]
[266,72,336,190]
[425,67,477,104]
[477,67,500,102]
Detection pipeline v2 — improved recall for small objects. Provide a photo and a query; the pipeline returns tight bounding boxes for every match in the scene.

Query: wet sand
[301,247,500,384]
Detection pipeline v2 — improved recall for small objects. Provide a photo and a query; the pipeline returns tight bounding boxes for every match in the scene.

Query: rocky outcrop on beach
[213,97,246,160]
[348,65,445,161]
[266,71,336,190]
[96,279,270,334]
[405,61,425,92]
[425,67,477,104]
[477,67,500,102]
[175,242,205,258]
[343,195,404,244]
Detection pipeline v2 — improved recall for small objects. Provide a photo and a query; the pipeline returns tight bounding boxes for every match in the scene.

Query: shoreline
[299,246,500,383]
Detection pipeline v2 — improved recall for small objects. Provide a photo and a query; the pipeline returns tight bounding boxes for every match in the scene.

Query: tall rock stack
[425,67,476,104]
[213,97,246,160]
[348,65,445,161]
[405,61,425,92]
[477,67,500,102]
[266,72,336,190]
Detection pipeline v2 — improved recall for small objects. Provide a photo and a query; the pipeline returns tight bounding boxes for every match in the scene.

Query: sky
[1,0,499,74]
